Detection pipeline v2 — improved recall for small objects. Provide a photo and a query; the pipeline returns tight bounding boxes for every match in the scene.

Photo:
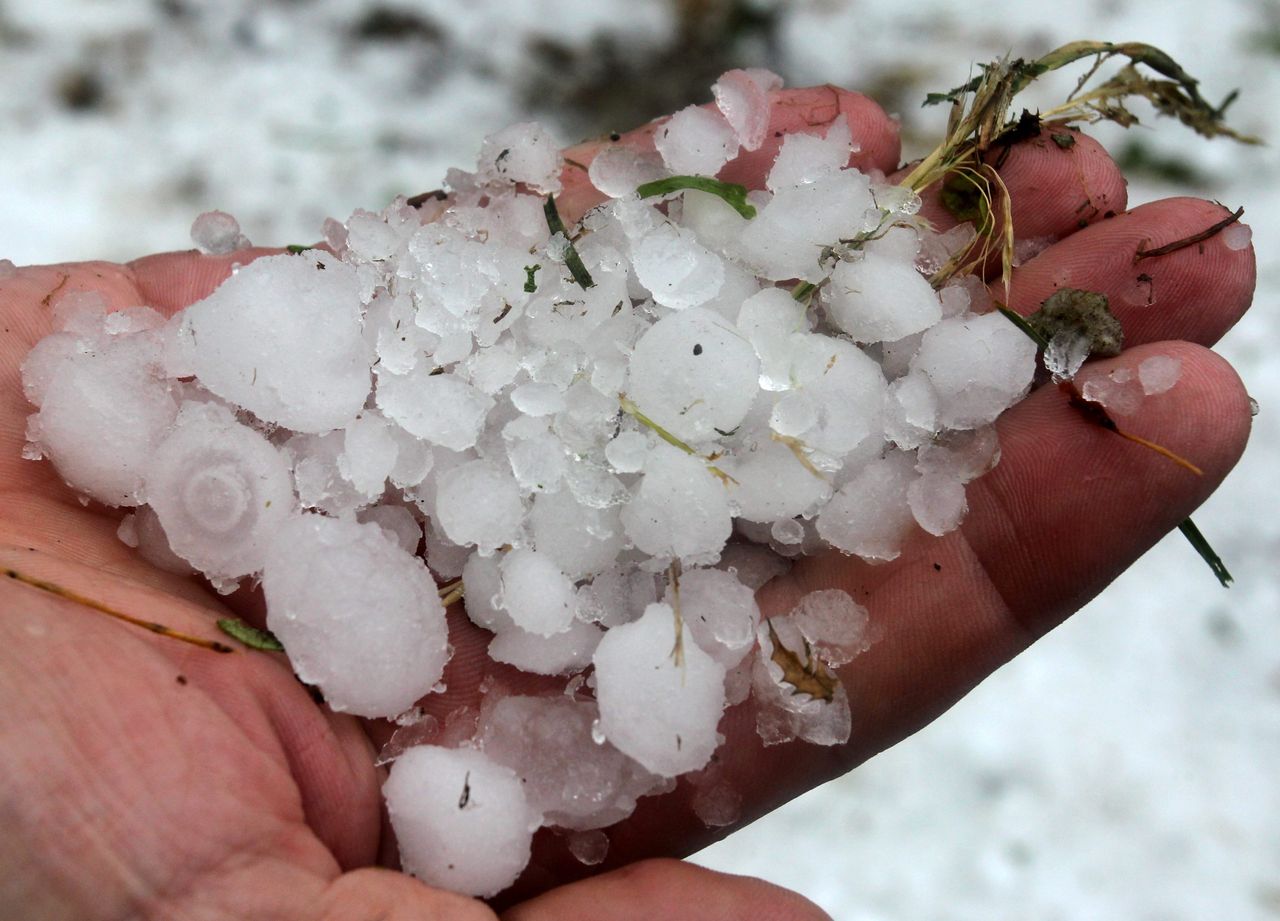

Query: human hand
[0,85,1254,919]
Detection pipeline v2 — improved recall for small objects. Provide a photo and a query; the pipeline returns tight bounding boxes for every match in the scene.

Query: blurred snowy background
[2,0,1277,917]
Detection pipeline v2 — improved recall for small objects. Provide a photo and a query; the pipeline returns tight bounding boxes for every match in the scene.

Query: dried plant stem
[4,567,234,653]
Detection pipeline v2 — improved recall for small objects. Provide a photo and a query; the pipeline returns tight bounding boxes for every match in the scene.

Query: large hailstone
[262,514,449,718]
[911,312,1038,429]
[627,307,759,444]
[620,445,733,562]
[384,745,540,898]
[593,602,727,777]
[25,333,178,507]
[825,250,942,343]
[144,401,294,579]
[177,252,371,433]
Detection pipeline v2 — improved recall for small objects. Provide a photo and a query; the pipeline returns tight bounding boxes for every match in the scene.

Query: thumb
[314,868,499,920]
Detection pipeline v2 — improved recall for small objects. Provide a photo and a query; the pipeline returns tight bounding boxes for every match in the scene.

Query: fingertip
[128,247,285,315]
[502,859,831,921]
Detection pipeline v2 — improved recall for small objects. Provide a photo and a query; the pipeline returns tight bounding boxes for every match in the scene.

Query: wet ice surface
[8,2,1279,915]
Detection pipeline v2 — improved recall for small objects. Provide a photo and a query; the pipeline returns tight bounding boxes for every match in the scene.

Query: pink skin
[0,86,1255,919]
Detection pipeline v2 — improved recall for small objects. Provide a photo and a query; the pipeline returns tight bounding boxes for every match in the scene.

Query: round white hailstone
[1081,366,1144,416]
[770,392,818,436]
[499,548,577,637]
[679,189,751,255]
[765,115,853,192]
[505,431,568,494]
[632,223,725,310]
[357,504,423,555]
[786,335,887,457]
[717,438,830,523]
[384,745,540,899]
[825,251,942,343]
[737,172,873,281]
[488,618,603,675]
[593,603,727,777]
[263,515,449,719]
[620,446,733,562]
[1138,354,1182,395]
[789,589,870,666]
[511,382,567,417]
[461,551,514,633]
[190,210,249,255]
[345,209,403,263]
[712,68,770,151]
[737,288,807,390]
[340,413,399,498]
[911,312,1037,429]
[587,146,666,199]
[179,252,371,433]
[28,337,178,506]
[423,523,470,581]
[529,489,625,579]
[478,696,655,831]
[627,308,759,443]
[653,105,739,176]
[435,461,524,553]
[817,451,919,561]
[143,401,294,578]
[665,568,760,668]
[387,424,435,489]
[376,366,494,452]
[907,470,968,537]
[479,122,562,194]
[603,431,649,473]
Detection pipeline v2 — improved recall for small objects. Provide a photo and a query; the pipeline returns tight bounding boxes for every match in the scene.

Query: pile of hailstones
[21,70,1044,896]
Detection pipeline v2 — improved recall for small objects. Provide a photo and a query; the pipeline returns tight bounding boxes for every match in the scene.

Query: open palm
[0,86,1253,920]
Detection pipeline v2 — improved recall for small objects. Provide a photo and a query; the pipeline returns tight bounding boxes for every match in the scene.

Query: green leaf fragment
[1051,132,1077,149]
[216,617,285,652]
[635,176,757,220]
[286,244,311,254]
[543,194,595,290]
[523,264,541,293]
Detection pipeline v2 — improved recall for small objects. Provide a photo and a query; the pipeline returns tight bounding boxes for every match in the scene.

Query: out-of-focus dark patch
[520,0,781,137]
[351,5,444,44]
[1115,138,1212,187]
[56,69,106,112]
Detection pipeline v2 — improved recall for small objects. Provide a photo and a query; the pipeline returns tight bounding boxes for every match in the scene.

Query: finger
[501,859,830,921]
[557,85,902,223]
[315,867,498,921]
[128,246,285,315]
[912,125,1128,243]
[1002,197,1255,348]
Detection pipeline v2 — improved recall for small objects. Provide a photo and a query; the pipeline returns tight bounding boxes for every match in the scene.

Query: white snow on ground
[2,1,1277,917]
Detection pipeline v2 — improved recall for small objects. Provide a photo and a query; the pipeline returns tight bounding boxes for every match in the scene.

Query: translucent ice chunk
[712,68,770,151]
[190,210,250,255]
[825,251,942,343]
[1138,354,1182,395]
[911,312,1037,429]
[817,451,918,561]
